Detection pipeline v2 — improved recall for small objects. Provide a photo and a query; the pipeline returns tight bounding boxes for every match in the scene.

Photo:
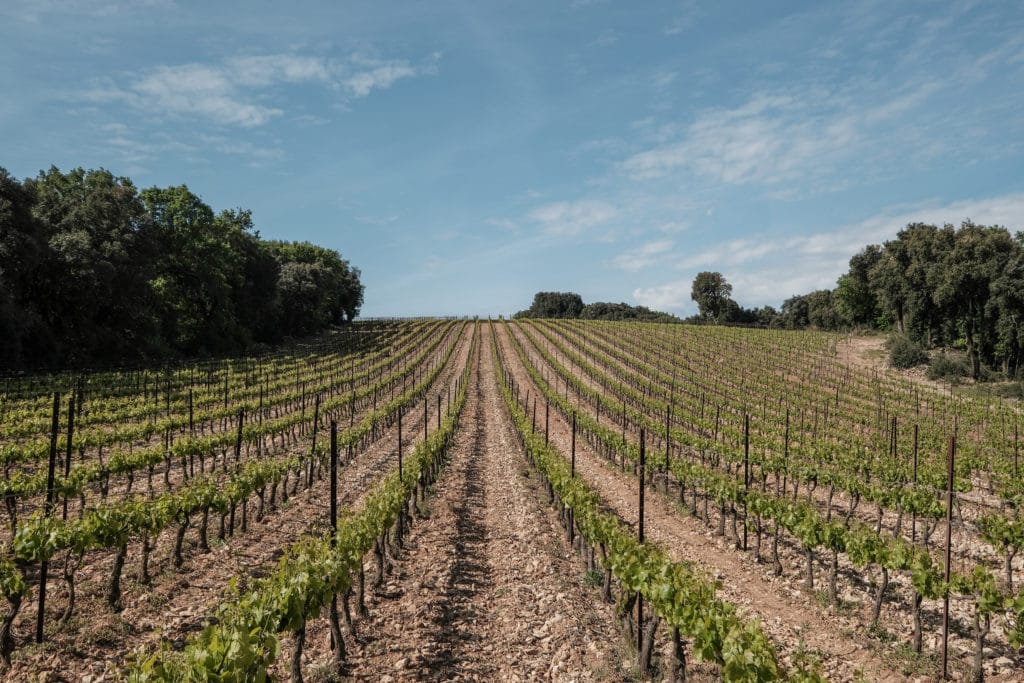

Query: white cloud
[228,55,331,87]
[651,70,678,90]
[134,63,282,127]
[632,280,692,312]
[5,0,175,23]
[342,56,419,97]
[528,199,617,236]
[621,82,941,190]
[486,217,520,233]
[675,238,781,270]
[78,52,431,127]
[613,239,673,271]
[656,220,689,234]
[664,0,699,35]
[591,29,620,48]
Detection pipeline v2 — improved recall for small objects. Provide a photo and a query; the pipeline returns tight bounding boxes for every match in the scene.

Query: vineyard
[0,319,1021,681]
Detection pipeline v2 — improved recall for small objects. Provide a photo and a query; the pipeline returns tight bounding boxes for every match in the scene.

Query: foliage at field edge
[0,165,364,369]
[514,291,681,323]
[727,222,1023,381]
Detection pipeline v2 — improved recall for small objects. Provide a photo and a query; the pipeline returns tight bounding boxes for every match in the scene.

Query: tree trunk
[328,595,346,664]
[342,588,356,635]
[639,614,660,677]
[871,566,889,627]
[972,610,989,683]
[772,524,783,576]
[59,550,83,622]
[912,591,923,653]
[1005,549,1016,593]
[107,542,128,611]
[670,627,686,683]
[0,593,22,668]
[291,619,305,683]
[966,314,981,380]
[828,548,839,606]
[174,515,189,568]
[199,507,209,551]
[357,563,369,618]
[140,532,153,585]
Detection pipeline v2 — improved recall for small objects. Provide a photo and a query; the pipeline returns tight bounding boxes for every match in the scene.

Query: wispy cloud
[591,29,620,48]
[78,52,433,127]
[675,237,781,270]
[342,55,421,97]
[620,78,949,194]
[528,199,617,236]
[612,239,673,271]
[5,0,175,23]
[632,280,692,312]
[89,121,285,170]
[355,214,400,226]
[663,0,699,35]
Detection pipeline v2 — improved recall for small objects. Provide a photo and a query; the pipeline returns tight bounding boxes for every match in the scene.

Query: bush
[927,353,970,383]
[887,335,928,369]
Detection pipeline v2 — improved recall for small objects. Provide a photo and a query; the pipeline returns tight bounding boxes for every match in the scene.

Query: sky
[2,1,1024,318]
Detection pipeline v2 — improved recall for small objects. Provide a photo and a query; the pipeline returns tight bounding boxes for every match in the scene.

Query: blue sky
[2,1,1023,317]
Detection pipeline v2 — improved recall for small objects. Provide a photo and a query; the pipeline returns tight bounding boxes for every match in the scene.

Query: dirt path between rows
[495,322,913,682]
[336,324,625,682]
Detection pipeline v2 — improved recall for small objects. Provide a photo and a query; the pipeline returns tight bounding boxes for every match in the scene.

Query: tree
[932,222,1015,379]
[221,209,281,345]
[267,240,364,330]
[989,234,1024,377]
[142,185,242,356]
[690,272,733,322]
[805,289,846,330]
[515,291,584,319]
[780,294,810,329]
[29,166,156,364]
[836,245,883,327]
[580,302,680,322]
[0,168,48,365]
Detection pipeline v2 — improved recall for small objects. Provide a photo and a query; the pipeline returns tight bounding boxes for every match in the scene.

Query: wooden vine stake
[545,401,550,446]
[37,391,60,644]
[637,428,645,669]
[941,433,955,680]
[569,412,577,545]
[328,420,345,663]
[62,395,75,521]
[571,412,577,477]
[911,424,919,544]
[743,413,749,551]
[664,405,671,493]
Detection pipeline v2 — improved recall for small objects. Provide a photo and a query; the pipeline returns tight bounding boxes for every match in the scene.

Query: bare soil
[328,324,626,682]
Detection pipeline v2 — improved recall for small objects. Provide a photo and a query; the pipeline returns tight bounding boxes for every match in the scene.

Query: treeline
[0,165,364,369]
[824,221,1022,379]
[514,291,681,322]
[693,221,1024,380]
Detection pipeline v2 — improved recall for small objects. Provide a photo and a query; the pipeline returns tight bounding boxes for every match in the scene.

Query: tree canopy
[514,292,680,322]
[514,291,585,319]
[697,221,1024,381]
[690,271,734,321]
[0,165,363,369]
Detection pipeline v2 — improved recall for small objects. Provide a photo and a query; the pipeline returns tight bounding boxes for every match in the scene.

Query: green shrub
[887,335,928,369]
[927,353,970,382]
